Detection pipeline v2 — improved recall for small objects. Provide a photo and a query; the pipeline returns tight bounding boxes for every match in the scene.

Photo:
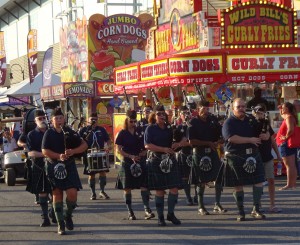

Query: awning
[0,72,61,104]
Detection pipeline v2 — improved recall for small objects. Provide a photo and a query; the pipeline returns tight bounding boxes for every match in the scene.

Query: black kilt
[176,148,192,179]
[82,152,110,175]
[115,157,148,190]
[147,152,182,191]
[46,158,82,191]
[26,158,51,194]
[216,152,265,187]
[190,148,221,185]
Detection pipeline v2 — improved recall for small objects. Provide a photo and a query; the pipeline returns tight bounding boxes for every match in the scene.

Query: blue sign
[215,85,233,104]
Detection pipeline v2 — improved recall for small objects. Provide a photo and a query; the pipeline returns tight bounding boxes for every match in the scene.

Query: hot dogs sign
[88,13,154,81]
[59,14,154,83]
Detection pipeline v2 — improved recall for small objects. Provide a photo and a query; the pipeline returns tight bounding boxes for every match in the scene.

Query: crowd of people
[2,87,300,235]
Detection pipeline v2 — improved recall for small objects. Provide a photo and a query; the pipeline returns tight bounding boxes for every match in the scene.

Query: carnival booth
[113,0,300,173]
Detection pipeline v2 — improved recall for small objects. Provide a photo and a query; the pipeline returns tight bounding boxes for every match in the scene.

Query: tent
[0,72,61,109]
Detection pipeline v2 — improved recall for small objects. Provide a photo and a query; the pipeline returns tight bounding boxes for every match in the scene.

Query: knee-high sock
[197,185,205,208]
[53,202,64,223]
[155,195,164,218]
[64,199,76,218]
[182,179,191,199]
[167,193,178,214]
[124,193,133,213]
[233,191,244,213]
[99,176,106,192]
[88,178,96,195]
[215,183,223,205]
[141,190,150,210]
[39,196,48,216]
[253,186,263,210]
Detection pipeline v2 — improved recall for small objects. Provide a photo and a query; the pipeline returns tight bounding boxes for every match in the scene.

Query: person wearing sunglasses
[115,109,155,221]
[144,105,182,226]
[79,112,112,200]
[42,108,87,235]
[26,110,52,227]
[220,98,266,221]
[188,100,226,216]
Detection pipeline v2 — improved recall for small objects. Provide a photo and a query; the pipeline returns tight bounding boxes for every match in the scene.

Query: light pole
[9,63,25,80]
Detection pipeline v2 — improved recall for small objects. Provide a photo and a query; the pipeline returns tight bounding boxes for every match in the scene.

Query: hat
[153,104,165,112]
[126,110,137,119]
[253,104,265,113]
[199,100,210,107]
[34,110,45,118]
[51,108,64,117]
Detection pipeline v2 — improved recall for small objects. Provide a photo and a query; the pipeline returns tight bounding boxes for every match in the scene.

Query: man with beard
[188,101,226,215]
[26,110,52,226]
[220,98,267,221]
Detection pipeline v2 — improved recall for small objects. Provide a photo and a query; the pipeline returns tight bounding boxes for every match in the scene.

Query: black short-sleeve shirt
[258,123,275,162]
[188,115,222,142]
[144,124,173,148]
[42,128,66,154]
[79,126,109,149]
[27,128,44,152]
[115,129,143,155]
[222,115,260,153]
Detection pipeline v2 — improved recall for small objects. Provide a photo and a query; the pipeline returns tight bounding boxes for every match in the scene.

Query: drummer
[79,112,112,200]
[115,110,155,220]
[144,105,183,226]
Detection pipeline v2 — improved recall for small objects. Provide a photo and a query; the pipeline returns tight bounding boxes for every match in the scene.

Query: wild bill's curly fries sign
[221,2,296,48]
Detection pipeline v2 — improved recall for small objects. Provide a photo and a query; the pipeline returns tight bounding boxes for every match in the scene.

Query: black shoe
[251,209,266,220]
[40,216,51,227]
[198,207,210,215]
[237,210,246,221]
[58,221,66,235]
[64,216,74,230]
[90,194,96,200]
[186,197,193,206]
[128,212,136,220]
[99,191,110,199]
[213,204,227,214]
[167,213,181,225]
[158,216,166,226]
[145,209,155,220]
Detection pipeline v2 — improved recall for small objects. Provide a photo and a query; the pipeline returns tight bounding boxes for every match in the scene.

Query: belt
[225,148,258,156]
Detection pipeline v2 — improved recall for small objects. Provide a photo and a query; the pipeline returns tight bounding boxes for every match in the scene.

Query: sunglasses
[37,116,46,121]
[156,112,165,116]
[129,120,137,123]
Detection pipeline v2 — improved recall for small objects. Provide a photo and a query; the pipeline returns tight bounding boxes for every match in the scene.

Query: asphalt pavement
[0,164,300,245]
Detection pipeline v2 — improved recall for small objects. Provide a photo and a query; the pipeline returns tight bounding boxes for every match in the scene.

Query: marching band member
[79,112,112,200]
[173,105,194,205]
[219,98,266,221]
[188,101,226,216]
[26,110,52,227]
[115,110,155,220]
[42,108,87,235]
[144,105,182,226]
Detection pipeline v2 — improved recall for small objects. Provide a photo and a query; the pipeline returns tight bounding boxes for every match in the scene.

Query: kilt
[115,157,148,190]
[82,152,109,175]
[176,148,192,179]
[216,151,265,187]
[26,158,51,194]
[46,158,82,191]
[190,148,221,185]
[147,152,182,191]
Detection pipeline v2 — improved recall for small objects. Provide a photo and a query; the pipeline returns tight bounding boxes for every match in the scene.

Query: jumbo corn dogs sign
[221,2,297,48]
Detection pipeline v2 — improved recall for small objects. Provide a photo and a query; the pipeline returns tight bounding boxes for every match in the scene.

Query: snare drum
[87,151,109,172]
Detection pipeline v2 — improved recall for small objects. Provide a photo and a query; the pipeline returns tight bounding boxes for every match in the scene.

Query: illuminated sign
[115,65,139,85]
[64,82,94,97]
[140,59,168,81]
[96,81,115,96]
[221,2,297,48]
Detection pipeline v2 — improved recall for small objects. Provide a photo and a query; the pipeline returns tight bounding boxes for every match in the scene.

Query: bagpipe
[60,124,83,158]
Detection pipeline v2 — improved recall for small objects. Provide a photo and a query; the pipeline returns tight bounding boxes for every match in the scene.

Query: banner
[0,32,7,86]
[42,47,53,87]
[27,29,38,83]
